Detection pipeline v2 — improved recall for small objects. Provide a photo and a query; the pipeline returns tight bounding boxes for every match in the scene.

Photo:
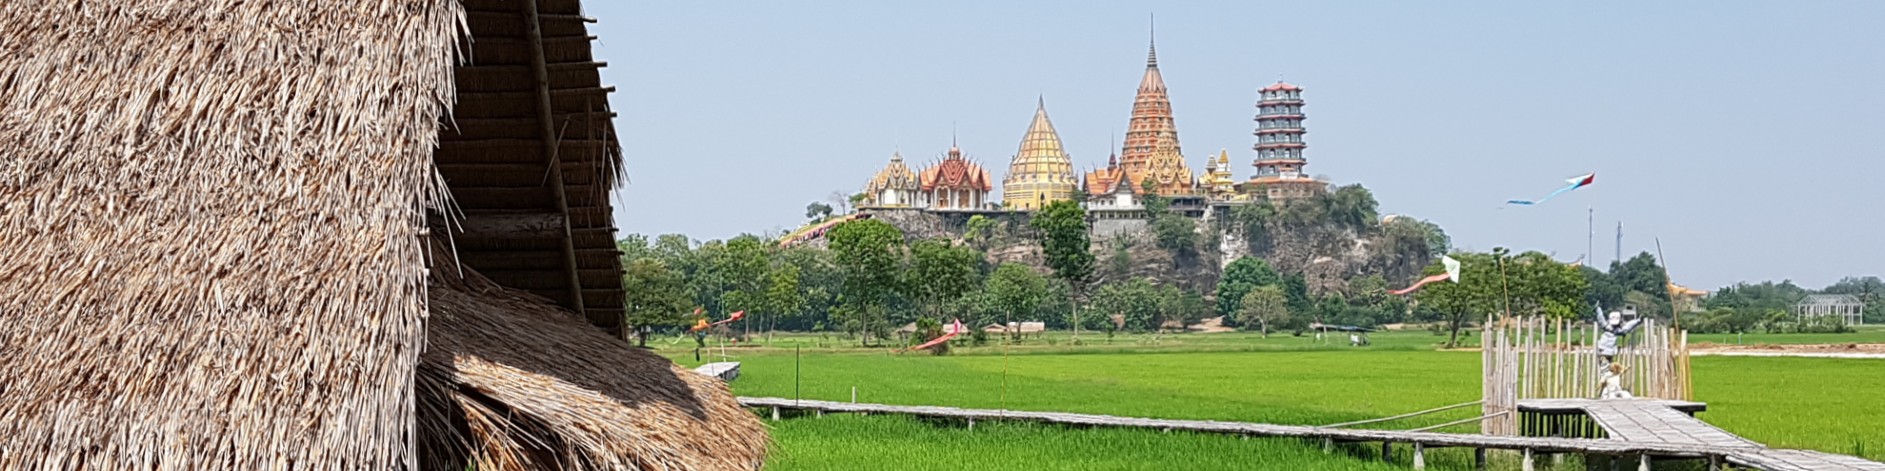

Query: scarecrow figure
[1594,303,1643,370]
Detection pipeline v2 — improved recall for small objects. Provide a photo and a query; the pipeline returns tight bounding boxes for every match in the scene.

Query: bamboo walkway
[740,397,1885,471]
[1525,399,1762,449]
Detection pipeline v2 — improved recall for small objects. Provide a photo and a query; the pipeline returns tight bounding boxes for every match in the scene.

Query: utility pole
[1587,206,1594,266]
[1614,221,1623,267]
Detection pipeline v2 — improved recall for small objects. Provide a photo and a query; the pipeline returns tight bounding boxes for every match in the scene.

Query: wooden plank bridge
[740,396,1885,471]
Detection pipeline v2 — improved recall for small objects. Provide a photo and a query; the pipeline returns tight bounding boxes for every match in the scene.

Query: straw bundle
[0,1,463,468]
[420,246,769,470]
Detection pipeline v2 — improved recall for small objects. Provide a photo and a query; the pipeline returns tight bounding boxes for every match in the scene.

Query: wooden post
[519,0,588,323]
[770,406,780,421]
[1522,448,1535,471]
[1323,438,1333,454]
[967,418,975,431]
[1707,455,1721,471]
[1474,448,1487,471]
[1637,455,1650,471]
[1413,443,1426,470]
[1382,442,1393,462]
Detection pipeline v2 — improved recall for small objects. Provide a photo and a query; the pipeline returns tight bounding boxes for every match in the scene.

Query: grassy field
[659,328,1885,468]
[767,415,1414,471]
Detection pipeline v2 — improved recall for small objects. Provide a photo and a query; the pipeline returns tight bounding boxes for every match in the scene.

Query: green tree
[1504,251,1591,320]
[1821,276,1884,323]
[1215,257,1282,320]
[713,235,772,337]
[762,263,804,341]
[964,215,996,249]
[1231,200,1277,251]
[1092,279,1162,332]
[1325,184,1380,231]
[1140,178,1169,217]
[622,258,693,347]
[1158,285,1206,332]
[1030,200,1096,340]
[1237,285,1291,337]
[1416,251,1501,348]
[906,239,983,321]
[828,218,906,345]
[1150,214,1199,263]
[986,263,1050,342]
[805,202,834,221]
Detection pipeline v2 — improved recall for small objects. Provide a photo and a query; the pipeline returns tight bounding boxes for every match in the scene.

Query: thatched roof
[0,1,462,468]
[1,0,758,468]
[423,247,767,470]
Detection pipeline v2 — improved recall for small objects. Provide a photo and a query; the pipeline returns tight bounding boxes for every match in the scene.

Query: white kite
[1390,255,1461,295]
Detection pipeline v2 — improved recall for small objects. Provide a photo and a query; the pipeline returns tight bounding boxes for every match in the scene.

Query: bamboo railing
[1481,316,1691,436]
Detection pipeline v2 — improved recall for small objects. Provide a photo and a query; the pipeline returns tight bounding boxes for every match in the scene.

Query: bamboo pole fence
[1482,316,1692,436]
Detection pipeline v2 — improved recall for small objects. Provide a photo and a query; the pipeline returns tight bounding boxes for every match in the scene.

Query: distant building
[861,151,920,208]
[1669,283,1708,313]
[917,145,995,210]
[1795,294,1865,325]
[1246,81,1327,201]
[1111,31,1196,197]
[1002,98,1077,210]
[1198,150,1241,201]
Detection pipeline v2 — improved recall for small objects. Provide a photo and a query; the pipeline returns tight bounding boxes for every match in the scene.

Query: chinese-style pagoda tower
[918,144,994,210]
[1247,81,1324,200]
[1002,98,1077,211]
[1119,25,1195,196]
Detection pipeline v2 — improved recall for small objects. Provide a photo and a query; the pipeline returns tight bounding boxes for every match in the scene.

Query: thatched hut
[0,1,766,469]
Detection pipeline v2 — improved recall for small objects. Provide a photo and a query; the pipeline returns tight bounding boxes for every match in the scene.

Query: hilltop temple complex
[852,28,1332,227]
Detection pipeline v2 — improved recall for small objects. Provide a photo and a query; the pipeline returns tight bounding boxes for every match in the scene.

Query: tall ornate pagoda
[918,145,994,210]
[1247,81,1326,200]
[1117,27,1196,196]
[1002,98,1077,211]
[861,151,921,208]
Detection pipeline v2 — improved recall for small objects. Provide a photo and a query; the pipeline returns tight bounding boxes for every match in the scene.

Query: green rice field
[660,329,1884,469]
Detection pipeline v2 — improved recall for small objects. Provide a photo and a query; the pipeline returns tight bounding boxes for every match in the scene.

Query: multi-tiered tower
[1109,28,1194,196]
[1247,81,1324,200]
[1002,98,1077,210]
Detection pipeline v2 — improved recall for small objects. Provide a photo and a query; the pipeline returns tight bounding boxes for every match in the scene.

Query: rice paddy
[662,329,1885,468]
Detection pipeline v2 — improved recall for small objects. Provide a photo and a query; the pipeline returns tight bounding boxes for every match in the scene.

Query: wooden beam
[521,0,589,324]
[434,211,566,238]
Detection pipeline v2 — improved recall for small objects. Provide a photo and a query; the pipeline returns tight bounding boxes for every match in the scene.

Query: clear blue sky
[584,1,1883,290]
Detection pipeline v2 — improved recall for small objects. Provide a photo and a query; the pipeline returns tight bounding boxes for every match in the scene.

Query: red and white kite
[1389,255,1462,295]
[901,318,966,353]
[1507,173,1594,206]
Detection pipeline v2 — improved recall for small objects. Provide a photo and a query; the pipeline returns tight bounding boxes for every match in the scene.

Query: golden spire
[1003,98,1076,210]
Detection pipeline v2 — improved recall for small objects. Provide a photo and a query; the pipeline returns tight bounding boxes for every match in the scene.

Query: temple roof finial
[1147,13,1159,68]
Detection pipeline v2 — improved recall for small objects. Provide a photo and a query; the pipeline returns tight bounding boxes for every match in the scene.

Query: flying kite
[1389,255,1461,295]
[1506,173,1595,206]
[900,318,966,353]
[689,310,745,332]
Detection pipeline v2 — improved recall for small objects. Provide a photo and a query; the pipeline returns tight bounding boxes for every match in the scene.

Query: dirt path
[1690,342,1885,359]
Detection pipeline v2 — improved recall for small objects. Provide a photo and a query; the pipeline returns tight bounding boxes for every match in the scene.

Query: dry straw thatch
[423,246,768,470]
[0,1,766,469]
[0,2,463,468]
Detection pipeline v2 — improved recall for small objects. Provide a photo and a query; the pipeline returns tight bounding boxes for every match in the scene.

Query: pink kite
[1389,255,1462,295]
[901,318,966,353]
